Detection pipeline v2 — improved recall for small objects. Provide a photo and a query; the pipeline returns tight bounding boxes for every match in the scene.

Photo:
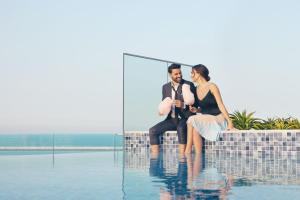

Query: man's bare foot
[150,145,159,154]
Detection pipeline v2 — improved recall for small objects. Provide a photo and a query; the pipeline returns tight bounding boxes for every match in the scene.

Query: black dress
[186,89,227,141]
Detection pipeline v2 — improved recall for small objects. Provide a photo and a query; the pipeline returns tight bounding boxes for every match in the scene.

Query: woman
[185,64,234,154]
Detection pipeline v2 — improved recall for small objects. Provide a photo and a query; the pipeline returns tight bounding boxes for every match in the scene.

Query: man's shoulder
[162,82,171,88]
[182,79,194,86]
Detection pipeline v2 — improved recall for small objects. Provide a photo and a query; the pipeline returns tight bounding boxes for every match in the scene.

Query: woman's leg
[186,153,193,189]
[185,122,194,154]
[192,153,203,177]
[192,128,203,154]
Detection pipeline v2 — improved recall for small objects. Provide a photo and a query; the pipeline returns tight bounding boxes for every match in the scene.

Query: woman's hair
[192,64,210,81]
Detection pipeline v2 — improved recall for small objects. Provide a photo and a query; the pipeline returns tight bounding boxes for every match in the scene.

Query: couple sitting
[149,63,234,154]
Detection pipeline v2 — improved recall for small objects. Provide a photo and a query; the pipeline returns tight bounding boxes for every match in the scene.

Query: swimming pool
[1,149,300,200]
[0,151,123,200]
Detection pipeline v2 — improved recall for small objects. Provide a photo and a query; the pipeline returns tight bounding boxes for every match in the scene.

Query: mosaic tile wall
[125,130,300,159]
[206,130,300,159]
[124,131,178,151]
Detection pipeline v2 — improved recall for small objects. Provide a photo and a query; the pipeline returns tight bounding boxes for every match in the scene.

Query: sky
[1,0,300,133]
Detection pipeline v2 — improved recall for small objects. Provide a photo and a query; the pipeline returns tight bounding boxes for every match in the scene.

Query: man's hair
[168,63,181,73]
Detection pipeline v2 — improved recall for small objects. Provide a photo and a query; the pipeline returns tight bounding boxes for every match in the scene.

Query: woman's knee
[187,115,195,123]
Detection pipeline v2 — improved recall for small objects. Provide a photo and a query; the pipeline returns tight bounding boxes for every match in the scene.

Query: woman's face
[190,69,200,82]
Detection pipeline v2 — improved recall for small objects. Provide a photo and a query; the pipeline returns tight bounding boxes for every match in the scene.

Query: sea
[0,133,123,147]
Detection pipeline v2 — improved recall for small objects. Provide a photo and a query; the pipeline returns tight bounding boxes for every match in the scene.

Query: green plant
[229,111,300,130]
[288,118,300,129]
[229,110,262,130]
[272,117,300,129]
[260,118,276,130]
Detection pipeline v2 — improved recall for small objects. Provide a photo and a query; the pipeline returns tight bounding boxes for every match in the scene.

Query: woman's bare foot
[185,147,192,155]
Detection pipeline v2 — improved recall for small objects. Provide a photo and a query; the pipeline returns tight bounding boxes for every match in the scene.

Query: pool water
[1,150,300,200]
[125,150,300,200]
[0,151,123,200]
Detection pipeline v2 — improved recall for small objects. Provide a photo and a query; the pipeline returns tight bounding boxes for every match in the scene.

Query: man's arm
[159,85,170,116]
[162,85,167,100]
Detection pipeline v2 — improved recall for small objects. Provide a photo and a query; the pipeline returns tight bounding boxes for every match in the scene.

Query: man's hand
[174,100,184,108]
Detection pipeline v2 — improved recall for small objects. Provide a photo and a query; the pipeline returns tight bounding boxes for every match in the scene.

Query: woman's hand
[189,105,198,113]
[226,120,235,130]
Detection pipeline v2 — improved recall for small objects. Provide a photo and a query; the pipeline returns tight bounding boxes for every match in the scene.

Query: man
[149,63,198,154]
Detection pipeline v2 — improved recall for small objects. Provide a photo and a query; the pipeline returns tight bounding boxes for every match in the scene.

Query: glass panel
[124,55,168,131]
[54,133,123,147]
[123,54,193,132]
[181,64,194,85]
[0,134,123,151]
[0,134,53,147]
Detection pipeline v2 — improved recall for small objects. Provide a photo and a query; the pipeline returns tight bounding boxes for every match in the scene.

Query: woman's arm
[210,83,234,129]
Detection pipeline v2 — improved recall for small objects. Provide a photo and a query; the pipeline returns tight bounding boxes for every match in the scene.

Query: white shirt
[171,82,179,100]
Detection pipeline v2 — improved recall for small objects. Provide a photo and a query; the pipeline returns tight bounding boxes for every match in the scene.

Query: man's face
[170,69,182,83]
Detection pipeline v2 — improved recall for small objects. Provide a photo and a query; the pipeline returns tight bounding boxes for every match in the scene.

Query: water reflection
[149,153,232,199]
[124,150,300,199]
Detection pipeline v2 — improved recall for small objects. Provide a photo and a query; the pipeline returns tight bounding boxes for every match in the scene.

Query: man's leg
[149,119,177,154]
[177,119,188,154]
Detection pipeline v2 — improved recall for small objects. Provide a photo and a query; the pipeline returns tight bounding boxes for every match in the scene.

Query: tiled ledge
[124,130,300,158]
[208,130,300,158]
[124,131,179,151]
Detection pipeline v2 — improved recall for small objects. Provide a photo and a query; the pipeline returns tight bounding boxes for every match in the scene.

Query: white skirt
[187,113,227,141]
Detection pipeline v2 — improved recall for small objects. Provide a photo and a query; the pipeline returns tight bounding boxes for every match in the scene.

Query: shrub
[229,111,300,130]
[229,110,262,130]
